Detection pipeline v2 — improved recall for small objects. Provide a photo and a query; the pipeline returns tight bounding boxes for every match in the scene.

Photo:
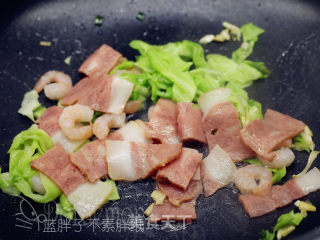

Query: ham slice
[30,144,86,195]
[146,99,179,144]
[36,106,87,153]
[201,145,237,197]
[79,44,122,77]
[240,109,305,161]
[177,102,206,143]
[30,144,113,219]
[202,102,255,162]
[61,75,133,114]
[149,199,197,222]
[106,140,182,181]
[69,140,108,183]
[239,168,320,218]
[157,180,202,206]
[37,106,63,136]
[108,120,152,143]
[156,148,202,189]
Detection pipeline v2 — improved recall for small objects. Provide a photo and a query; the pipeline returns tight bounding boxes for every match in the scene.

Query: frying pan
[1,0,320,239]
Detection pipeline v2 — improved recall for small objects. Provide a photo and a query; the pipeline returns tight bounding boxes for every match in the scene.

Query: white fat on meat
[68,180,113,219]
[259,148,295,169]
[201,145,237,196]
[198,88,230,118]
[295,167,320,195]
[109,120,152,143]
[106,140,138,181]
[106,76,134,114]
[51,130,86,153]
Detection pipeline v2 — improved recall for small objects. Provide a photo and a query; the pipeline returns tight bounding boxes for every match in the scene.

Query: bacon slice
[201,145,237,197]
[70,140,108,183]
[149,199,196,222]
[37,106,63,136]
[106,140,182,181]
[108,120,151,143]
[156,148,202,189]
[61,75,133,114]
[146,99,179,144]
[31,144,113,220]
[79,44,122,77]
[30,144,86,195]
[240,109,305,161]
[157,180,202,206]
[202,102,255,162]
[239,168,320,218]
[177,102,206,143]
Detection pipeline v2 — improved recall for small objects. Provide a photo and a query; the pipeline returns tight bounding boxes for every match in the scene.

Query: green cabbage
[293,126,315,152]
[18,90,47,121]
[259,210,304,240]
[232,23,265,61]
[56,194,75,220]
[0,125,61,203]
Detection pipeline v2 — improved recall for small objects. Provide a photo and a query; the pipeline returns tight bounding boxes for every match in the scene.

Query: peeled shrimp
[234,165,272,196]
[124,100,142,114]
[259,148,295,169]
[93,113,126,139]
[59,104,94,140]
[34,70,72,100]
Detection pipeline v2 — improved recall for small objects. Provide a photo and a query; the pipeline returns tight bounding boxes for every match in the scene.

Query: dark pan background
[0,0,320,239]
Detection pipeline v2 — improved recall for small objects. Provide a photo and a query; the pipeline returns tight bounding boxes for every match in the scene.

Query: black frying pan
[1,0,320,239]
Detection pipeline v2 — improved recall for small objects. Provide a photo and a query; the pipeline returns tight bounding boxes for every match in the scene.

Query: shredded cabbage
[18,90,47,121]
[0,125,61,203]
[56,194,75,220]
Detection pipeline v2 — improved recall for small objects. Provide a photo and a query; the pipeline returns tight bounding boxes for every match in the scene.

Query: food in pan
[0,22,318,239]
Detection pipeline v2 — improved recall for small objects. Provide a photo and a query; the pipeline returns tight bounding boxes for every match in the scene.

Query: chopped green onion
[94,15,104,26]
[136,12,146,21]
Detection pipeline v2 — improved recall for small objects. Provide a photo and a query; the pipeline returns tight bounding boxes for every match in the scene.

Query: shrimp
[124,100,142,114]
[93,113,126,139]
[34,70,72,100]
[234,165,272,196]
[59,104,94,140]
[259,148,295,169]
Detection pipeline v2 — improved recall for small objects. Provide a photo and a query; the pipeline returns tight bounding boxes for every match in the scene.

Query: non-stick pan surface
[1,0,320,239]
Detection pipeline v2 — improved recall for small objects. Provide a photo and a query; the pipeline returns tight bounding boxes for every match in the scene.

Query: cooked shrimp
[124,100,142,114]
[234,165,272,196]
[259,148,295,169]
[93,113,126,139]
[59,104,94,140]
[34,70,72,100]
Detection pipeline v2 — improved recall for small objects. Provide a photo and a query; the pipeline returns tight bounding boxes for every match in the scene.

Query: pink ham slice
[177,102,206,143]
[61,75,112,112]
[106,140,182,181]
[69,140,107,183]
[239,168,320,218]
[157,180,202,206]
[240,109,305,161]
[149,199,197,222]
[202,102,255,162]
[30,143,86,195]
[146,99,179,144]
[79,44,122,77]
[61,75,133,114]
[156,148,202,190]
[36,106,63,136]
